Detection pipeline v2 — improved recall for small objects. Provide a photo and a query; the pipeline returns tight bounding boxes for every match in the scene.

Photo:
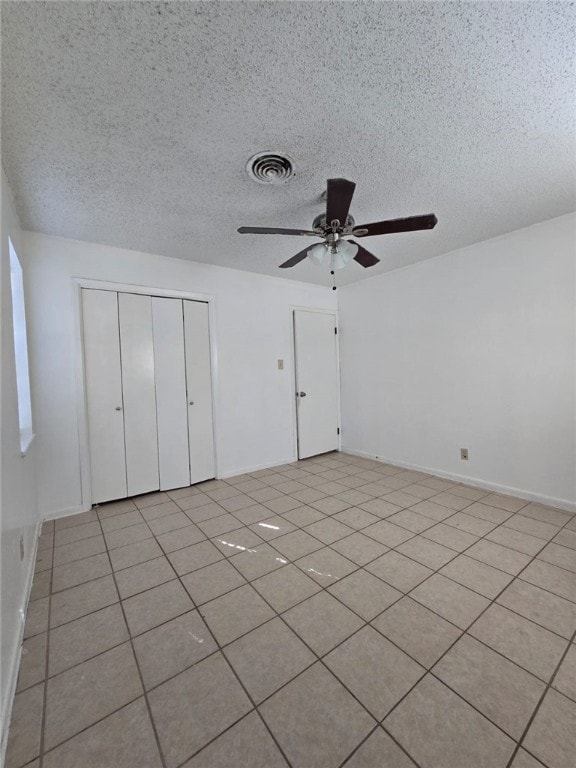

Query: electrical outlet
[277,359,284,370]
[19,535,25,560]
[460,448,469,460]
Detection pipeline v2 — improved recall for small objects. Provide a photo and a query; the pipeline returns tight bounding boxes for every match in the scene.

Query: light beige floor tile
[123,580,193,636]
[434,635,545,738]
[4,683,43,768]
[410,574,489,629]
[402,483,439,500]
[225,618,315,703]
[139,500,181,520]
[252,563,321,612]
[316,481,350,497]
[294,547,357,586]
[49,603,128,675]
[52,535,106,567]
[283,591,364,656]
[523,689,576,768]
[381,490,423,509]
[29,570,51,600]
[109,538,163,571]
[385,675,515,768]
[211,526,264,557]
[231,541,287,580]
[115,556,176,599]
[537,542,576,574]
[336,489,375,506]
[250,516,297,541]
[396,536,456,570]
[362,520,414,548]
[99,509,144,533]
[521,559,576,602]
[42,699,162,768]
[133,610,217,689]
[281,505,326,527]
[149,652,252,768]
[133,491,171,509]
[358,498,402,518]
[466,539,531,575]
[182,711,288,768]
[181,558,246,604]
[465,502,513,524]
[444,511,497,536]
[304,517,355,544]
[16,633,47,692]
[270,529,324,560]
[373,597,461,668]
[333,507,380,530]
[54,521,101,547]
[343,727,417,767]
[55,510,99,530]
[425,492,470,511]
[23,597,49,639]
[469,604,568,681]
[182,501,227,523]
[96,499,138,518]
[147,511,194,536]
[448,485,488,502]
[199,584,275,645]
[509,748,547,768]
[440,554,513,599]
[504,514,560,541]
[331,532,389,566]
[497,578,576,638]
[482,493,528,513]
[387,509,437,533]
[232,503,276,525]
[521,503,572,527]
[487,526,545,556]
[197,513,243,538]
[52,552,111,592]
[325,626,424,719]
[407,500,456,522]
[328,570,402,620]
[44,643,142,750]
[422,522,478,552]
[260,663,375,768]
[553,644,576,701]
[50,575,118,627]
[168,540,224,575]
[263,495,303,514]
[366,551,433,592]
[104,522,153,550]
[248,486,286,503]
[553,528,576,550]
[34,548,53,573]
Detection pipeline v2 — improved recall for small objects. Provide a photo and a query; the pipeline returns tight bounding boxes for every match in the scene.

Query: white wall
[21,232,336,518]
[0,172,40,752]
[339,214,576,511]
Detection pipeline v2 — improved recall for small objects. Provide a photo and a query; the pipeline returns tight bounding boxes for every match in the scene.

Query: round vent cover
[246,152,295,184]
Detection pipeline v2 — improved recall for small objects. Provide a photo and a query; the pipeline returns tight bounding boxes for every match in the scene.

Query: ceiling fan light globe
[307,243,327,266]
[332,239,358,269]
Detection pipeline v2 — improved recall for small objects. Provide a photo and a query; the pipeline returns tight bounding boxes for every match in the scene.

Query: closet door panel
[82,289,127,503]
[118,293,160,496]
[152,297,191,490]
[183,301,215,484]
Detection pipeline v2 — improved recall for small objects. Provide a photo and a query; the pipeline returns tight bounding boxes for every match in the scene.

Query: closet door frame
[72,278,219,512]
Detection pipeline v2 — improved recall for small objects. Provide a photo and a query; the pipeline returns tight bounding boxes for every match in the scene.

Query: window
[9,238,33,453]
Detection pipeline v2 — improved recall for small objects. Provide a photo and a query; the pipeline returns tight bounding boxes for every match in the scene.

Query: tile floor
[6,452,576,768]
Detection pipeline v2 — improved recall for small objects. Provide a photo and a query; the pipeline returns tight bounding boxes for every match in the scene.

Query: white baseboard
[341,446,575,513]
[1,518,42,767]
[219,456,297,479]
[41,503,90,522]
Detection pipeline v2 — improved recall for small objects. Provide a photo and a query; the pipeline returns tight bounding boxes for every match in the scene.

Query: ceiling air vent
[246,152,295,185]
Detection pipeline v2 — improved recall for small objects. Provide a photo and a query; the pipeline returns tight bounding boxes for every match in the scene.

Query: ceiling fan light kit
[238,177,438,282]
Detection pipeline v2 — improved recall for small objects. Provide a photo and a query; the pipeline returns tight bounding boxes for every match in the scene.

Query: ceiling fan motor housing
[313,213,356,233]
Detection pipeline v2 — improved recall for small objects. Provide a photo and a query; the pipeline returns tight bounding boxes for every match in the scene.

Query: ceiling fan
[237,178,437,271]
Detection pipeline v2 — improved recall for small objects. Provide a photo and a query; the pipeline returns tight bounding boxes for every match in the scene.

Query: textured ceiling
[2,1,575,286]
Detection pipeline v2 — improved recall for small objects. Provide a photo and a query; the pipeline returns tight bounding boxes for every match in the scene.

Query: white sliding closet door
[82,289,127,503]
[118,293,160,496]
[183,300,215,484]
[152,297,191,490]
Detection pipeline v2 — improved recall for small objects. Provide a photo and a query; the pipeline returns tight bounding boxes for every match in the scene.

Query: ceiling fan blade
[279,246,311,269]
[349,241,380,268]
[238,226,318,236]
[353,214,437,237]
[326,178,356,227]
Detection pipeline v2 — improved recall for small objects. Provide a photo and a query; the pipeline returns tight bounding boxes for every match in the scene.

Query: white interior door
[82,289,127,503]
[152,297,191,490]
[294,310,340,459]
[118,293,160,496]
[183,300,215,484]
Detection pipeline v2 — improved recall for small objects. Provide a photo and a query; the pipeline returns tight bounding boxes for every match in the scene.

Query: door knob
[299,392,307,397]
[115,406,122,411]
[189,401,194,405]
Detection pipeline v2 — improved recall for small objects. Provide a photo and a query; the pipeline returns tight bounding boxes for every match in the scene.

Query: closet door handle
[189,401,194,406]
[115,406,122,411]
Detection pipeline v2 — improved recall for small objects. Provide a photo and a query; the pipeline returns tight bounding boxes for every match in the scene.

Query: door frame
[289,306,342,460]
[72,278,220,511]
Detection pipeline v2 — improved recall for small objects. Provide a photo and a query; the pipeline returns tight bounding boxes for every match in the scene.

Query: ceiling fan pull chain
[331,268,337,291]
